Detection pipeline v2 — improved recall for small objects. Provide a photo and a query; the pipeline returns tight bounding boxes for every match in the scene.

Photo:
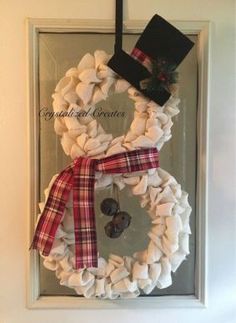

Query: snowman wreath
[31,14,194,299]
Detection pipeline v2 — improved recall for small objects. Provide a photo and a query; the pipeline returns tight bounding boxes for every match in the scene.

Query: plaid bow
[30,147,159,269]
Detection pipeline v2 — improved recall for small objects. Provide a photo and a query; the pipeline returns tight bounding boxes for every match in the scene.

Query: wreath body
[38,51,191,299]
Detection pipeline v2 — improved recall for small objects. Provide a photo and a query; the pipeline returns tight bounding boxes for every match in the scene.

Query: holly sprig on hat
[143,58,178,94]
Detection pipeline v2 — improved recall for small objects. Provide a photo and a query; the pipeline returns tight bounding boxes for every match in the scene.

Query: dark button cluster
[100,198,131,239]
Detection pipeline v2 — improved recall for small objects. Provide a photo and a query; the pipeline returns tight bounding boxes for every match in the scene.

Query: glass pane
[38,32,197,296]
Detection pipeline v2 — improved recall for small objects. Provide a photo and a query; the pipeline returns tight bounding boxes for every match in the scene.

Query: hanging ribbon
[31,148,159,269]
[114,0,123,53]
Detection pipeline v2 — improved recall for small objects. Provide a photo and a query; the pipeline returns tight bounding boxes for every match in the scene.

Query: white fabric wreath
[39,50,192,299]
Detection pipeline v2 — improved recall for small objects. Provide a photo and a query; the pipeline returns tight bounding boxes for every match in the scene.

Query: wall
[0,0,235,323]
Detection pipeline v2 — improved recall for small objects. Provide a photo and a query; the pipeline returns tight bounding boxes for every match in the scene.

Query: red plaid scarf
[31,147,159,269]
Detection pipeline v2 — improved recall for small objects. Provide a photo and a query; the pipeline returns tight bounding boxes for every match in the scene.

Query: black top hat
[108,14,194,106]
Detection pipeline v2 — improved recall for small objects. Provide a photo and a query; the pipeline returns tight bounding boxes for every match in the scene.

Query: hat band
[131,47,179,101]
[131,47,152,73]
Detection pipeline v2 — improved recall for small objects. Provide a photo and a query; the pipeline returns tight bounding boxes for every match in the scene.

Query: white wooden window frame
[26,18,210,309]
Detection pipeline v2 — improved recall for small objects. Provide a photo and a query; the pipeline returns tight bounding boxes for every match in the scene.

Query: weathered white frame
[26,18,210,309]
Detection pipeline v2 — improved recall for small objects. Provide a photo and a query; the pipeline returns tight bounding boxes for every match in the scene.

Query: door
[0,1,235,322]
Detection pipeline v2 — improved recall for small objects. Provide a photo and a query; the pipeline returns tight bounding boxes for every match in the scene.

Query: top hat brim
[108,49,171,106]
